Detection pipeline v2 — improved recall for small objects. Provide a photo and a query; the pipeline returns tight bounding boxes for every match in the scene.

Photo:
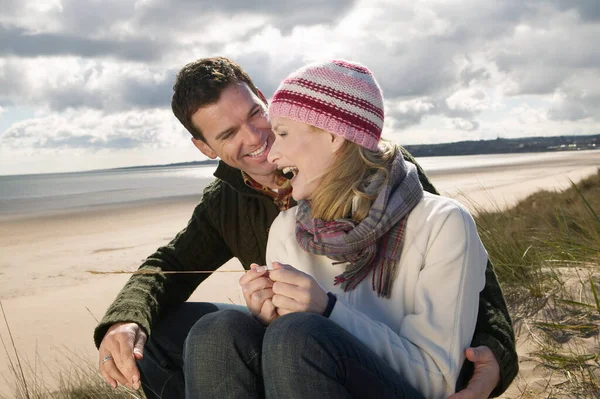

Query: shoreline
[0,194,202,223]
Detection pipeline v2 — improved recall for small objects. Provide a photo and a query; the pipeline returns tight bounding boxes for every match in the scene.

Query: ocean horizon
[1,152,595,220]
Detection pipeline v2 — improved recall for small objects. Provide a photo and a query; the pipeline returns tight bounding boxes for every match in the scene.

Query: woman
[262,60,486,398]
[186,60,488,398]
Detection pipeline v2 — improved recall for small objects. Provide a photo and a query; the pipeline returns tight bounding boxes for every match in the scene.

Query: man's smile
[246,141,268,158]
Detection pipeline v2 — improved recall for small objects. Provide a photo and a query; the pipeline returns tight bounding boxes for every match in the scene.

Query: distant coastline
[112,158,219,171]
[403,133,598,158]
[117,133,598,171]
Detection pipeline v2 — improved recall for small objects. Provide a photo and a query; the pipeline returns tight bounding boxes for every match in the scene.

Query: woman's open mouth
[281,166,299,180]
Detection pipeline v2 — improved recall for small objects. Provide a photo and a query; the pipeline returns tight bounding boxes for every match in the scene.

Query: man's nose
[240,122,263,145]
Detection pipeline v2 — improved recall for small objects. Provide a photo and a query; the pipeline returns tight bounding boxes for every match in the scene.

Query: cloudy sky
[1,0,599,175]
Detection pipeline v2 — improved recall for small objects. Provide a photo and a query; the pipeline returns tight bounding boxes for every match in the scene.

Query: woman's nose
[267,135,280,164]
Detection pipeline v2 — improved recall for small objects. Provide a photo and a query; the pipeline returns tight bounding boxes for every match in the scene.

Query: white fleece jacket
[266,192,487,398]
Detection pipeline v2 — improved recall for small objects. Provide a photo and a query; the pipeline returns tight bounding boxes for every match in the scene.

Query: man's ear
[330,133,346,154]
[257,89,268,106]
[192,138,217,159]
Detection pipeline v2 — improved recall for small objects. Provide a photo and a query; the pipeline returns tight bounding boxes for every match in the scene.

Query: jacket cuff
[322,292,337,318]
[93,303,152,349]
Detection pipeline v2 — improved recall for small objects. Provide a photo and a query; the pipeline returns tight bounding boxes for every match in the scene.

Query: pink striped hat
[269,60,384,151]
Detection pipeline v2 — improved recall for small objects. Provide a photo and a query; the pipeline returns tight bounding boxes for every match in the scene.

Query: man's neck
[244,171,281,190]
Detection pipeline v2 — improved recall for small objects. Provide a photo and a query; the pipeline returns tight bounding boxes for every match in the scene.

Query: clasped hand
[239,261,329,325]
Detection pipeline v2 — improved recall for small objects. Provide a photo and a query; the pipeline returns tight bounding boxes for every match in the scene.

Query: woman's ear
[330,133,346,153]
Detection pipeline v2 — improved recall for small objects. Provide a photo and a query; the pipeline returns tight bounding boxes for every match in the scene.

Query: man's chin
[244,164,278,177]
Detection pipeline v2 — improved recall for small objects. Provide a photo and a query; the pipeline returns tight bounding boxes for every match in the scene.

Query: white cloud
[450,118,480,132]
[446,88,490,113]
[1,108,188,151]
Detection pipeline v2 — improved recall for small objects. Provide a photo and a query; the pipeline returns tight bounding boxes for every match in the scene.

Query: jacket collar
[213,160,297,207]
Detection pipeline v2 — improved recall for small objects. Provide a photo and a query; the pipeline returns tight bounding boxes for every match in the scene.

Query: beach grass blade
[569,178,600,222]
[0,300,30,399]
[591,277,600,314]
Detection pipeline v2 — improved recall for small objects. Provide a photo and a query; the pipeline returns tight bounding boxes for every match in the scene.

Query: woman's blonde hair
[310,132,397,222]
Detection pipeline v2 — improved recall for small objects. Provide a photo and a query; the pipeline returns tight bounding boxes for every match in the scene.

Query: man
[95,57,517,398]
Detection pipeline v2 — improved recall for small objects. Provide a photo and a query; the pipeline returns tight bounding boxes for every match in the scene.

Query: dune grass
[2,169,599,398]
[473,169,600,397]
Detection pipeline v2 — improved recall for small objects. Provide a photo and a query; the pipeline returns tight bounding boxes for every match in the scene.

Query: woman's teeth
[282,166,298,180]
[247,141,268,157]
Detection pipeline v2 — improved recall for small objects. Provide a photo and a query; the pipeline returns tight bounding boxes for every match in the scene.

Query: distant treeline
[403,134,599,157]
[114,134,599,171]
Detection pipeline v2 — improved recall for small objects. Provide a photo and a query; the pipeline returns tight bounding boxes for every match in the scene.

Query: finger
[465,346,494,363]
[130,332,146,390]
[133,330,147,359]
[100,365,119,389]
[250,288,274,315]
[115,340,138,388]
[258,298,277,323]
[102,354,129,386]
[239,264,270,285]
[269,264,306,285]
[272,261,291,270]
[272,281,308,304]
[276,307,292,316]
[272,293,303,313]
[242,277,274,300]
[241,276,272,305]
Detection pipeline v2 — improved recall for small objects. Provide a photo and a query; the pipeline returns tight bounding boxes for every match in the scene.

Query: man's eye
[278,131,287,137]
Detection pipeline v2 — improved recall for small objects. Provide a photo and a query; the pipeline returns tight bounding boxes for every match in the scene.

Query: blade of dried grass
[0,300,29,399]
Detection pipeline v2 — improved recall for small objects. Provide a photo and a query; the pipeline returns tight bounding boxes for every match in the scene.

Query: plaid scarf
[295,151,424,298]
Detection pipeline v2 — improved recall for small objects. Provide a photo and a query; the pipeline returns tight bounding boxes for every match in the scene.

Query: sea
[0,152,591,220]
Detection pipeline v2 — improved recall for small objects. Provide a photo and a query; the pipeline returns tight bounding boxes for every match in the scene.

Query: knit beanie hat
[269,60,384,151]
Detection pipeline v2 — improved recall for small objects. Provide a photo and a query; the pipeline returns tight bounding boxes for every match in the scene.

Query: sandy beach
[0,150,598,396]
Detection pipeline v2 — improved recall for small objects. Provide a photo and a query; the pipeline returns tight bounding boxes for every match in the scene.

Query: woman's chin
[291,186,308,202]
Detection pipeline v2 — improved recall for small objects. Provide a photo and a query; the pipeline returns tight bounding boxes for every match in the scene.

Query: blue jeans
[137,302,249,399]
[184,309,424,399]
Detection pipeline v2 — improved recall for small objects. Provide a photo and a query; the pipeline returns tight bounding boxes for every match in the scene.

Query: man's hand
[448,346,500,399]
[268,262,328,316]
[98,322,146,390]
[239,263,278,325]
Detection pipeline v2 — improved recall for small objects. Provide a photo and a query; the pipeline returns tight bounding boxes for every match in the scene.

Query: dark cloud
[552,0,600,21]
[0,57,176,112]
[120,69,178,109]
[0,25,164,61]
[57,0,137,35]
[548,91,600,121]
[0,62,23,107]
[135,0,357,32]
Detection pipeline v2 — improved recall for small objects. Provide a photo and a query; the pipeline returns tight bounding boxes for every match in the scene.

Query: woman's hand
[268,262,329,316]
[239,263,278,325]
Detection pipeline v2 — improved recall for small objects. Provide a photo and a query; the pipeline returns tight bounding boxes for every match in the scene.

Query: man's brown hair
[171,57,261,141]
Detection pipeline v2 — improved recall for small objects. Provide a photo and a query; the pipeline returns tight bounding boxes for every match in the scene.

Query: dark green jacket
[94,147,517,396]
